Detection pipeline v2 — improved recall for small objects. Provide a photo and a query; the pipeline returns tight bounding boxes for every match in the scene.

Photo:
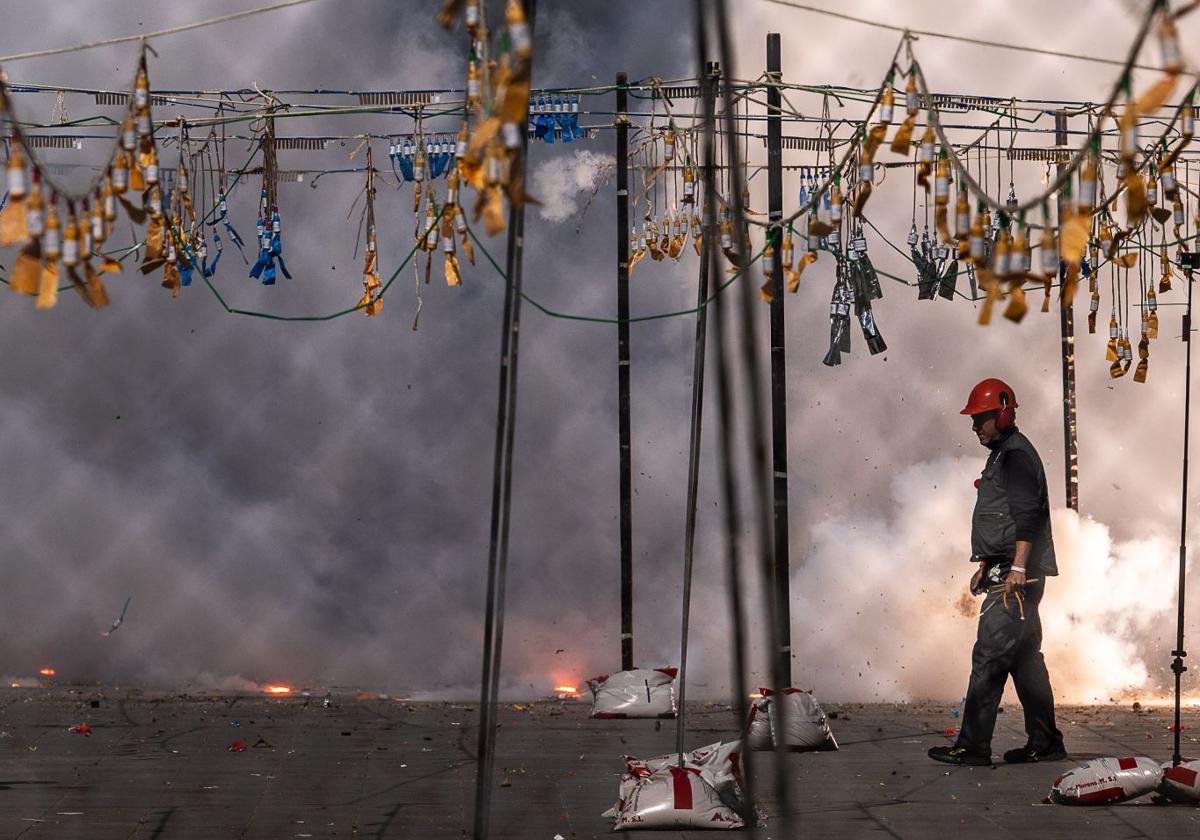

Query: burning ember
[554,684,579,698]
[39,668,56,677]
[264,685,292,695]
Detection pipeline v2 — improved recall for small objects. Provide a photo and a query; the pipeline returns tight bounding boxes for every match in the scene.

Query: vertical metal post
[1054,112,1080,511]
[712,8,792,828]
[676,60,720,763]
[616,72,634,672]
[1173,266,1193,766]
[472,3,536,837]
[766,33,791,687]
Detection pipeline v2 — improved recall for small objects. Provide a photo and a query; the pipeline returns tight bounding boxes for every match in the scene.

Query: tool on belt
[971,558,1038,619]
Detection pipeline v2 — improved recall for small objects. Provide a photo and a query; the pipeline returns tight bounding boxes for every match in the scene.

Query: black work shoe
[1002,744,1068,763]
[928,745,992,766]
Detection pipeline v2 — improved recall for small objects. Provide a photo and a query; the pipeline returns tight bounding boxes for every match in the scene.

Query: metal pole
[676,59,719,764]
[1173,265,1193,766]
[471,159,517,840]
[713,2,792,829]
[616,71,634,672]
[694,35,757,826]
[1054,112,1080,512]
[472,3,535,837]
[766,32,792,687]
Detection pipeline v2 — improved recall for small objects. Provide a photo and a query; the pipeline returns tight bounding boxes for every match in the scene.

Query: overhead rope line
[760,0,1174,72]
[0,0,320,63]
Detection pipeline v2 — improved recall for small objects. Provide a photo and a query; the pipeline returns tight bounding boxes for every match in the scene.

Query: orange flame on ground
[264,685,292,695]
[39,668,56,676]
[554,685,579,696]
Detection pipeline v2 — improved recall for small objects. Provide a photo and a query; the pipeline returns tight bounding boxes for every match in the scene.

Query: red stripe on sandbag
[1076,786,1127,804]
[1117,757,1137,771]
[670,766,693,811]
[655,667,679,678]
[1165,766,1199,787]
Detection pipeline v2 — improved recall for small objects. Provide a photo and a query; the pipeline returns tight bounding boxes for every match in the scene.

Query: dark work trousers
[956,579,1064,756]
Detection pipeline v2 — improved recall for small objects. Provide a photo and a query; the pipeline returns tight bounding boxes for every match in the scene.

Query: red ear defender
[996,391,1015,431]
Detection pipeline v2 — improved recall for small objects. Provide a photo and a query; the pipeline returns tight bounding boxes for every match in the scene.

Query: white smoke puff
[530,149,614,223]
[791,456,980,703]
[791,457,1179,703]
[1043,513,1177,702]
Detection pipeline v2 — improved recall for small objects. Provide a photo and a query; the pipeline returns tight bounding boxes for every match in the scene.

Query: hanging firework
[889,69,918,155]
[357,145,383,315]
[822,264,853,367]
[0,135,29,246]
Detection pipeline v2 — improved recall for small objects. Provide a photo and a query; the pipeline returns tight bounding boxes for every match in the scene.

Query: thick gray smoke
[1,1,1197,707]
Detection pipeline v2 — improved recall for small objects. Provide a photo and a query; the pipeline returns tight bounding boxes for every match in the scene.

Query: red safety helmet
[961,378,1018,430]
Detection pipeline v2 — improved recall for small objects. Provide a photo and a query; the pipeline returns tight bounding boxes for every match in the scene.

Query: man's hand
[970,560,986,596]
[1004,568,1027,595]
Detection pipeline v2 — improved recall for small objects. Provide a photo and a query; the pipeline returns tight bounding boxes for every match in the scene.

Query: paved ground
[0,687,1198,838]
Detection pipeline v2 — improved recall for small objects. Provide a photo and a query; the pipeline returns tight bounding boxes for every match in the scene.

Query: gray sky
[0,0,1196,704]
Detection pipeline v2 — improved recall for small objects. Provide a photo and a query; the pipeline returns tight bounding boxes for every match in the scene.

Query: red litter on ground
[943,728,957,734]
[1170,725,1186,733]
[68,723,92,735]
[228,740,247,752]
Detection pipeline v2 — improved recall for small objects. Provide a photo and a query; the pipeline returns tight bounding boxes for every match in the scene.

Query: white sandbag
[601,775,639,819]
[612,766,743,830]
[624,741,744,805]
[764,687,838,752]
[744,697,772,751]
[1049,756,1162,805]
[683,740,742,794]
[626,740,740,779]
[588,668,678,719]
[1158,759,1200,803]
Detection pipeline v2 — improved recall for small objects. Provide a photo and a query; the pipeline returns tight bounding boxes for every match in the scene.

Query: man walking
[928,378,1067,766]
